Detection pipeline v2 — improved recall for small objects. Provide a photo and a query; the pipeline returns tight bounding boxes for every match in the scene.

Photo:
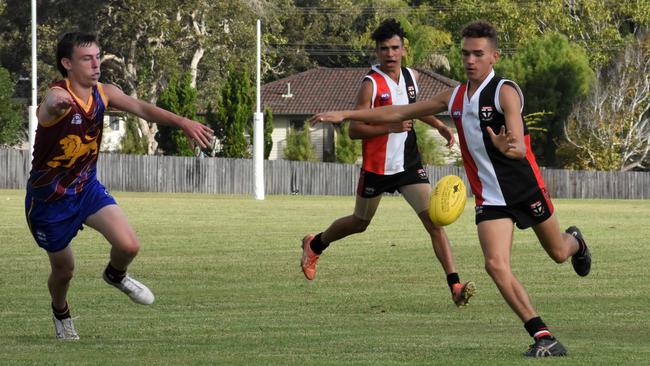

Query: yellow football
[429,175,467,226]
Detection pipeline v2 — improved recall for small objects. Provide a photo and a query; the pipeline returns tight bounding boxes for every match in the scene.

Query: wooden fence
[1,149,648,199]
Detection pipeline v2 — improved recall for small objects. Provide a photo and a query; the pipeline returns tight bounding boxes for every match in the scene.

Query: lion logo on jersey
[46,134,99,168]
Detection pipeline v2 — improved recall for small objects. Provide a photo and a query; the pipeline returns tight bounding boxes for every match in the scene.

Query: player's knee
[52,264,74,282]
[484,258,510,279]
[117,237,140,258]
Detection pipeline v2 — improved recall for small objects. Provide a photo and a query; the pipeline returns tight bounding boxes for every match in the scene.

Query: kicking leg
[533,214,590,276]
[85,204,154,305]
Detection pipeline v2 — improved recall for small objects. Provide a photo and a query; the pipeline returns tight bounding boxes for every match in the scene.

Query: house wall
[269,116,326,161]
[101,114,127,152]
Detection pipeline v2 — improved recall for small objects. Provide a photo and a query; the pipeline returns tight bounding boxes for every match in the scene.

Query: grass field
[1,189,649,365]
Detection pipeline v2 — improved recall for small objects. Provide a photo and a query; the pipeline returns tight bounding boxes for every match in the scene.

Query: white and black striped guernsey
[448,70,547,206]
[362,65,420,175]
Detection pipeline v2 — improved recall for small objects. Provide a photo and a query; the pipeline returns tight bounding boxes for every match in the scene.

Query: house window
[289,118,307,130]
[109,115,120,131]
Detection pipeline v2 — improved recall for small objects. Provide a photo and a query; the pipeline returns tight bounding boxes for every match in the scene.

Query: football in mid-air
[429,175,467,226]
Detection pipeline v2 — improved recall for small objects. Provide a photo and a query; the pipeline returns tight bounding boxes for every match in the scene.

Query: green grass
[1,189,649,365]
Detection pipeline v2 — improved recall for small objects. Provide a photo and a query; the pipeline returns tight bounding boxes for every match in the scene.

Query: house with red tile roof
[262,67,460,162]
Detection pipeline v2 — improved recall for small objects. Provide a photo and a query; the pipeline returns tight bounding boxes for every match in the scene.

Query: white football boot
[103,272,155,305]
[53,316,79,341]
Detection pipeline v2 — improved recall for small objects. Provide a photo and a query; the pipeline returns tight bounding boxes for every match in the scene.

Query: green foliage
[217,64,253,158]
[497,32,593,166]
[119,115,148,155]
[561,33,650,172]
[335,123,361,164]
[263,108,274,159]
[0,67,24,146]
[284,122,316,162]
[155,72,198,156]
[415,121,445,166]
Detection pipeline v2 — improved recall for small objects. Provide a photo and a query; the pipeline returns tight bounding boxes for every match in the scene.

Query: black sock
[310,233,329,255]
[446,273,460,290]
[524,316,552,339]
[52,302,71,320]
[104,263,126,284]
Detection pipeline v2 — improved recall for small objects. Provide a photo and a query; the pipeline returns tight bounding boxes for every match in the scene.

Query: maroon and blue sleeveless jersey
[362,65,420,175]
[28,79,108,202]
[448,70,547,206]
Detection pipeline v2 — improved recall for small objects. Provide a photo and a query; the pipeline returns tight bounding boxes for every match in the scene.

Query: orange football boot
[452,281,476,307]
[300,234,320,280]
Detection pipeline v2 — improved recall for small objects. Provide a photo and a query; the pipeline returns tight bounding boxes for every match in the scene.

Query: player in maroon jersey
[310,21,591,358]
[26,32,213,340]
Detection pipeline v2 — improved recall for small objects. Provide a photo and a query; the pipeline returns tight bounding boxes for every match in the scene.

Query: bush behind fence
[1,149,648,199]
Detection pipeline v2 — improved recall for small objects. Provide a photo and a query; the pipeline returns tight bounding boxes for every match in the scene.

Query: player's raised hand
[309,111,346,126]
[487,125,519,156]
[436,125,456,148]
[181,119,214,149]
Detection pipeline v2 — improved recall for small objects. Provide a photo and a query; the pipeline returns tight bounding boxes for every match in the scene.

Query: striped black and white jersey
[448,70,547,206]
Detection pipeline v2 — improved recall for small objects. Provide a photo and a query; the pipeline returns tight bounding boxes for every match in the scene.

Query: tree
[335,123,361,164]
[284,122,316,162]
[414,121,445,166]
[0,66,23,146]
[155,71,198,156]
[217,64,253,158]
[497,32,593,166]
[119,115,148,155]
[263,107,274,159]
[562,33,650,171]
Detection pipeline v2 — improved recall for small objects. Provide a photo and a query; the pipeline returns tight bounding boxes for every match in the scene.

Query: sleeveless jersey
[362,65,420,175]
[28,79,108,202]
[448,70,546,206]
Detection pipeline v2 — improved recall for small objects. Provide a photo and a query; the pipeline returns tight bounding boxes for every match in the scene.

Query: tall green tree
[0,66,23,146]
[119,115,148,155]
[415,121,445,166]
[284,122,316,162]
[497,32,593,166]
[217,64,253,158]
[335,123,361,164]
[155,71,198,156]
[263,108,274,159]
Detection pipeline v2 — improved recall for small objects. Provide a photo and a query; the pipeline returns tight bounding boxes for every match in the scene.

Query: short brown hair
[56,32,99,77]
[461,21,498,49]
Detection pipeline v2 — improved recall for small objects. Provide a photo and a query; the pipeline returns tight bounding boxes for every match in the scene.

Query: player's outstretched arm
[103,83,214,148]
[310,89,452,126]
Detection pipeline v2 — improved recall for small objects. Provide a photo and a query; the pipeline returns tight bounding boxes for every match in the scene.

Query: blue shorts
[25,179,117,253]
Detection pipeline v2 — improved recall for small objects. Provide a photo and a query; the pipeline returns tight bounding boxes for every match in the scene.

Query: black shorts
[474,187,554,229]
[356,163,430,198]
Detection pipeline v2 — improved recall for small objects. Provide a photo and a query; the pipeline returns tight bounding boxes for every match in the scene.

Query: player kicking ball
[25,32,213,340]
[310,20,591,358]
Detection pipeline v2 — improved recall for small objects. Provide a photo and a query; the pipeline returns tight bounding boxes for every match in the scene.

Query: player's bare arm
[419,115,455,148]
[103,84,214,148]
[311,89,452,126]
[486,83,526,159]
[348,80,412,139]
[38,88,74,126]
